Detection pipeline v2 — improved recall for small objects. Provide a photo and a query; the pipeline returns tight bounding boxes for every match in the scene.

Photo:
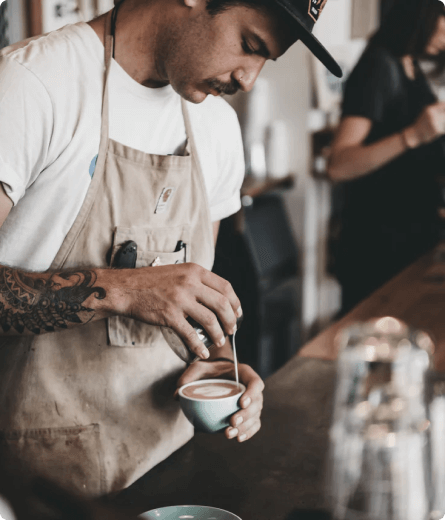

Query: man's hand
[105,263,242,360]
[176,360,264,442]
[0,257,242,347]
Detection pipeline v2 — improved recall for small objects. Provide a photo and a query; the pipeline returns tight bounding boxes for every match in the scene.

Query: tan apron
[0,13,214,496]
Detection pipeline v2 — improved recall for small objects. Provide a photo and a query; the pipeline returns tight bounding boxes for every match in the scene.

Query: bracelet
[401,129,415,150]
[211,357,235,364]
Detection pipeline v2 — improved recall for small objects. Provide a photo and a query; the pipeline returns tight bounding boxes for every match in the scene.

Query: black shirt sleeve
[342,47,401,124]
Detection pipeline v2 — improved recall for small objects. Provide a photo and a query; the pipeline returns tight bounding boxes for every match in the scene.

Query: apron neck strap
[104,9,114,74]
[99,10,114,148]
[101,7,192,156]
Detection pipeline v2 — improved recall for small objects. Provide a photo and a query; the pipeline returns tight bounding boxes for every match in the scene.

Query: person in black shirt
[328,0,445,315]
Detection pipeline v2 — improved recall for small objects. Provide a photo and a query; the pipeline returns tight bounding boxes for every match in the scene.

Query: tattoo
[0,268,106,334]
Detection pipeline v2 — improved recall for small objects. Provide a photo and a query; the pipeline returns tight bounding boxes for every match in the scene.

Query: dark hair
[206,0,276,16]
[368,0,445,75]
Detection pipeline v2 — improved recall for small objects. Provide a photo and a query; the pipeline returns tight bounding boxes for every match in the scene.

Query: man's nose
[233,58,266,93]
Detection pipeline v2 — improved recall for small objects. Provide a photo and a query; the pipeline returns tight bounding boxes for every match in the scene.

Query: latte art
[182,382,240,400]
[192,386,232,397]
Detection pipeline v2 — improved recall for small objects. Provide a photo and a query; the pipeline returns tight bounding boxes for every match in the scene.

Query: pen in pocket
[174,240,187,263]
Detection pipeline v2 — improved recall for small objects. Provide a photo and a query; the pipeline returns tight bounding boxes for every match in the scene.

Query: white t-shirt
[0,23,244,271]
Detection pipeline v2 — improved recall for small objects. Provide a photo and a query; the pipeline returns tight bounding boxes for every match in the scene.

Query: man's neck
[88,0,169,88]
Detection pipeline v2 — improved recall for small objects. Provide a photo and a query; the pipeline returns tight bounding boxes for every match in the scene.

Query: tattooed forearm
[0,268,106,334]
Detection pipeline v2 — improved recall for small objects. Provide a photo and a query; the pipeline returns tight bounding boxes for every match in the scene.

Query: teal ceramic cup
[140,505,241,519]
[178,379,246,433]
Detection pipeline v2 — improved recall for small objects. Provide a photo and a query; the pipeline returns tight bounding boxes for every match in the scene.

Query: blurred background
[2,0,443,379]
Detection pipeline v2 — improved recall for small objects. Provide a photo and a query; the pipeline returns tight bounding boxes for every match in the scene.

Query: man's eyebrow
[252,33,277,61]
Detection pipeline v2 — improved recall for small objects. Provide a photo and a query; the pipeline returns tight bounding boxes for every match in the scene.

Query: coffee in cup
[182,381,242,400]
[179,379,245,433]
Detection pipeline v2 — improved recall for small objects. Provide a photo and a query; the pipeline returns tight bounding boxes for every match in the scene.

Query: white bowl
[140,505,241,519]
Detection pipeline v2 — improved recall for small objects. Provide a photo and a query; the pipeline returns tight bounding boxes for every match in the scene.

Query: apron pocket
[0,424,104,496]
[108,225,191,348]
[111,225,191,259]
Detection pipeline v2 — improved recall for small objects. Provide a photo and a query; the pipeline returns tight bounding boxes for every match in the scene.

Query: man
[0,0,341,496]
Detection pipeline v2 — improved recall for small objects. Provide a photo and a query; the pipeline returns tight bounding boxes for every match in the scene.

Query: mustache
[207,78,241,96]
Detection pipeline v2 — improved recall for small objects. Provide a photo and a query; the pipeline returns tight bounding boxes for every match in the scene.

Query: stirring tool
[232,329,240,389]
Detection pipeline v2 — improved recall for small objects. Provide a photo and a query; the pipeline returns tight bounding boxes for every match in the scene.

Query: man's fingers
[237,418,261,442]
[236,413,261,437]
[218,363,265,408]
[187,302,227,349]
[229,400,263,429]
[200,270,242,319]
[168,313,212,360]
[224,364,264,441]
[121,263,242,352]
[195,287,238,337]
[238,364,265,407]
[226,416,261,442]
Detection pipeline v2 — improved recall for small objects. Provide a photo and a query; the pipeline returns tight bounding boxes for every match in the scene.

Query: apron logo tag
[155,187,176,214]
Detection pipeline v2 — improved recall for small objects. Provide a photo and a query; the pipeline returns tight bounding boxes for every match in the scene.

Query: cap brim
[274,1,343,78]
[298,24,343,78]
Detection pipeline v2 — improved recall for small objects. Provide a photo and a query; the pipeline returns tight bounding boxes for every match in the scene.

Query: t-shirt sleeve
[342,47,399,124]
[0,57,53,205]
[208,104,244,222]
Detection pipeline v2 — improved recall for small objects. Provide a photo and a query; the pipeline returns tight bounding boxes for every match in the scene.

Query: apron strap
[101,10,113,149]
[50,11,114,270]
[181,99,196,167]
[180,97,215,260]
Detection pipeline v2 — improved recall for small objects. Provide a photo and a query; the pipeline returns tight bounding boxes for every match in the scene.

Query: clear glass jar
[326,316,434,520]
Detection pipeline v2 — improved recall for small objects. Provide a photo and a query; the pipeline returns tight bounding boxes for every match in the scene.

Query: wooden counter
[110,245,445,520]
[299,244,445,368]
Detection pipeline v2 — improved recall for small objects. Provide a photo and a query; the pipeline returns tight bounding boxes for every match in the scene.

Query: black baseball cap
[273,0,343,77]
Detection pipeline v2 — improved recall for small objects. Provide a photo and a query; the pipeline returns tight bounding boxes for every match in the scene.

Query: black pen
[174,240,186,252]
[174,240,187,264]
